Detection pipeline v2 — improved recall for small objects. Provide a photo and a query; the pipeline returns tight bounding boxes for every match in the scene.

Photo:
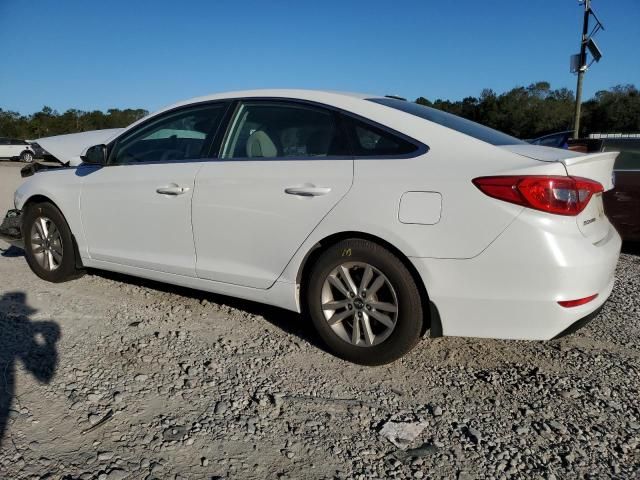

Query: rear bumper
[0,209,24,248]
[410,210,621,341]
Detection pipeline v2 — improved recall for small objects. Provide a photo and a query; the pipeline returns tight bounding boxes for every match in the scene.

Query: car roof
[166,89,381,111]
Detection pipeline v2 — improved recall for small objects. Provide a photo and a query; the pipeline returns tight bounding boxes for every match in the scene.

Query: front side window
[221,102,347,159]
[110,103,228,165]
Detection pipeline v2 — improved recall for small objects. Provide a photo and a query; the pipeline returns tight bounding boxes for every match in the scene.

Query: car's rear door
[192,100,353,289]
[80,102,229,276]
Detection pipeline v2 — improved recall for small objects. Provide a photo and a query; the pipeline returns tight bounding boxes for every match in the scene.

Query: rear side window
[603,140,640,171]
[346,117,418,156]
[369,97,526,146]
[221,102,348,159]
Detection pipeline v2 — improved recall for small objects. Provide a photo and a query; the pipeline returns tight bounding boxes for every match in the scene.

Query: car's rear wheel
[23,202,83,282]
[306,239,424,365]
[20,150,34,163]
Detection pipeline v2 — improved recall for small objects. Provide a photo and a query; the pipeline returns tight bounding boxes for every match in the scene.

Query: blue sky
[1,0,638,114]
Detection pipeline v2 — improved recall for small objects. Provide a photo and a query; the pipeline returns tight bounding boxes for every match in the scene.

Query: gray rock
[106,469,128,480]
[214,401,229,415]
[97,451,114,461]
[163,426,186,442]
[548,420,568,435]
[379,419,428,450]
[88,414,102,425]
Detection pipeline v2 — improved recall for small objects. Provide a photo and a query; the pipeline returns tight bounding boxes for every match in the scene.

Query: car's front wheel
[20,150,34,163]
[23,201,84,282]
[306,239,424,365]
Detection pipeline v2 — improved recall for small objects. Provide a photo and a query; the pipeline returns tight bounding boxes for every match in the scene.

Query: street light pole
[573,0,591,139]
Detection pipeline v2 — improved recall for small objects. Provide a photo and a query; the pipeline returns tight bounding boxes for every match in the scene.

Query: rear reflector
[558,294,598,308]
[473,175,604,216]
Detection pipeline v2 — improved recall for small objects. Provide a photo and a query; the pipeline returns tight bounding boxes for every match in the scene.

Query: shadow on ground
[0,292,60,448]
[0,245,24,258]
[622,241,640,256]
[90,269,331,354]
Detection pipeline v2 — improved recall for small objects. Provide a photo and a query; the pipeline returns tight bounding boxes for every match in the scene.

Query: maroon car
[569,137,640,242]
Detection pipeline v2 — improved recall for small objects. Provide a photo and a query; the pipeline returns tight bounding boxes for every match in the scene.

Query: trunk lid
[501,145,619,244]
[564,151,618,243]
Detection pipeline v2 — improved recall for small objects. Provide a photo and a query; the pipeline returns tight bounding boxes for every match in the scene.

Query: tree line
[1,82,638,141]
[416,82,639,139]
[0,107,149,140]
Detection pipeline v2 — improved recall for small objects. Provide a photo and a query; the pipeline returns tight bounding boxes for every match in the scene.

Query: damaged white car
[0,90,621,365]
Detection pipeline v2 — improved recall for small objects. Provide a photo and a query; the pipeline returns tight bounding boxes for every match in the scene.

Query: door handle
[156,186,190,195]
[284,186,332,197]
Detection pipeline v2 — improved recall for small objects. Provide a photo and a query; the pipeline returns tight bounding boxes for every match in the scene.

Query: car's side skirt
[81,257,301,313]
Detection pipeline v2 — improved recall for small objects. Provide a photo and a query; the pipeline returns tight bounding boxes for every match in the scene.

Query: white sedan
[1,90,621,364]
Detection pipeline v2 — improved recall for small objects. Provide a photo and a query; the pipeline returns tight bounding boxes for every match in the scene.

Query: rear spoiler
[562,151,618,192]
[500,145,617,192]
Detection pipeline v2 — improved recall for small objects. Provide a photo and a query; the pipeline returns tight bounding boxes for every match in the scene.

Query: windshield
[368,98,526,146]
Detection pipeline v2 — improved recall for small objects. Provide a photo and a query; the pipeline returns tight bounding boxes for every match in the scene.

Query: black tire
[306,239,424,365]
[22,201,84,283]
[20,150,34,163]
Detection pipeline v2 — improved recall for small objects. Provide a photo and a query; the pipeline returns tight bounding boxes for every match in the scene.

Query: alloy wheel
[320,262,399,346]
[30,216,63,271]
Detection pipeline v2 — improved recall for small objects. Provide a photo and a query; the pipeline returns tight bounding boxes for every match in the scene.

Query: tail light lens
[472,175,604,216]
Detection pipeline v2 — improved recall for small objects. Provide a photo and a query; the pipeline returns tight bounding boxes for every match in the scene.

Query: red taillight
[472,175,604,216]
[558,294,598,308]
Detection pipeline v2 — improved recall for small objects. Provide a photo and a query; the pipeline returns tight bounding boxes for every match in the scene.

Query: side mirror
[81,144,108,165]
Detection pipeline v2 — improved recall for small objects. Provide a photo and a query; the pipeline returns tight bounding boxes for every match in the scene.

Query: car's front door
[192,100,353,288]
[80,102,229,276]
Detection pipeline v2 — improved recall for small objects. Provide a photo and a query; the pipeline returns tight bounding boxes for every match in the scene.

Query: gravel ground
[0,163,639,479]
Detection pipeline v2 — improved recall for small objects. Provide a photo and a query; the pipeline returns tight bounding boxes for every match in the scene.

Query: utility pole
[573,0,590,139]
